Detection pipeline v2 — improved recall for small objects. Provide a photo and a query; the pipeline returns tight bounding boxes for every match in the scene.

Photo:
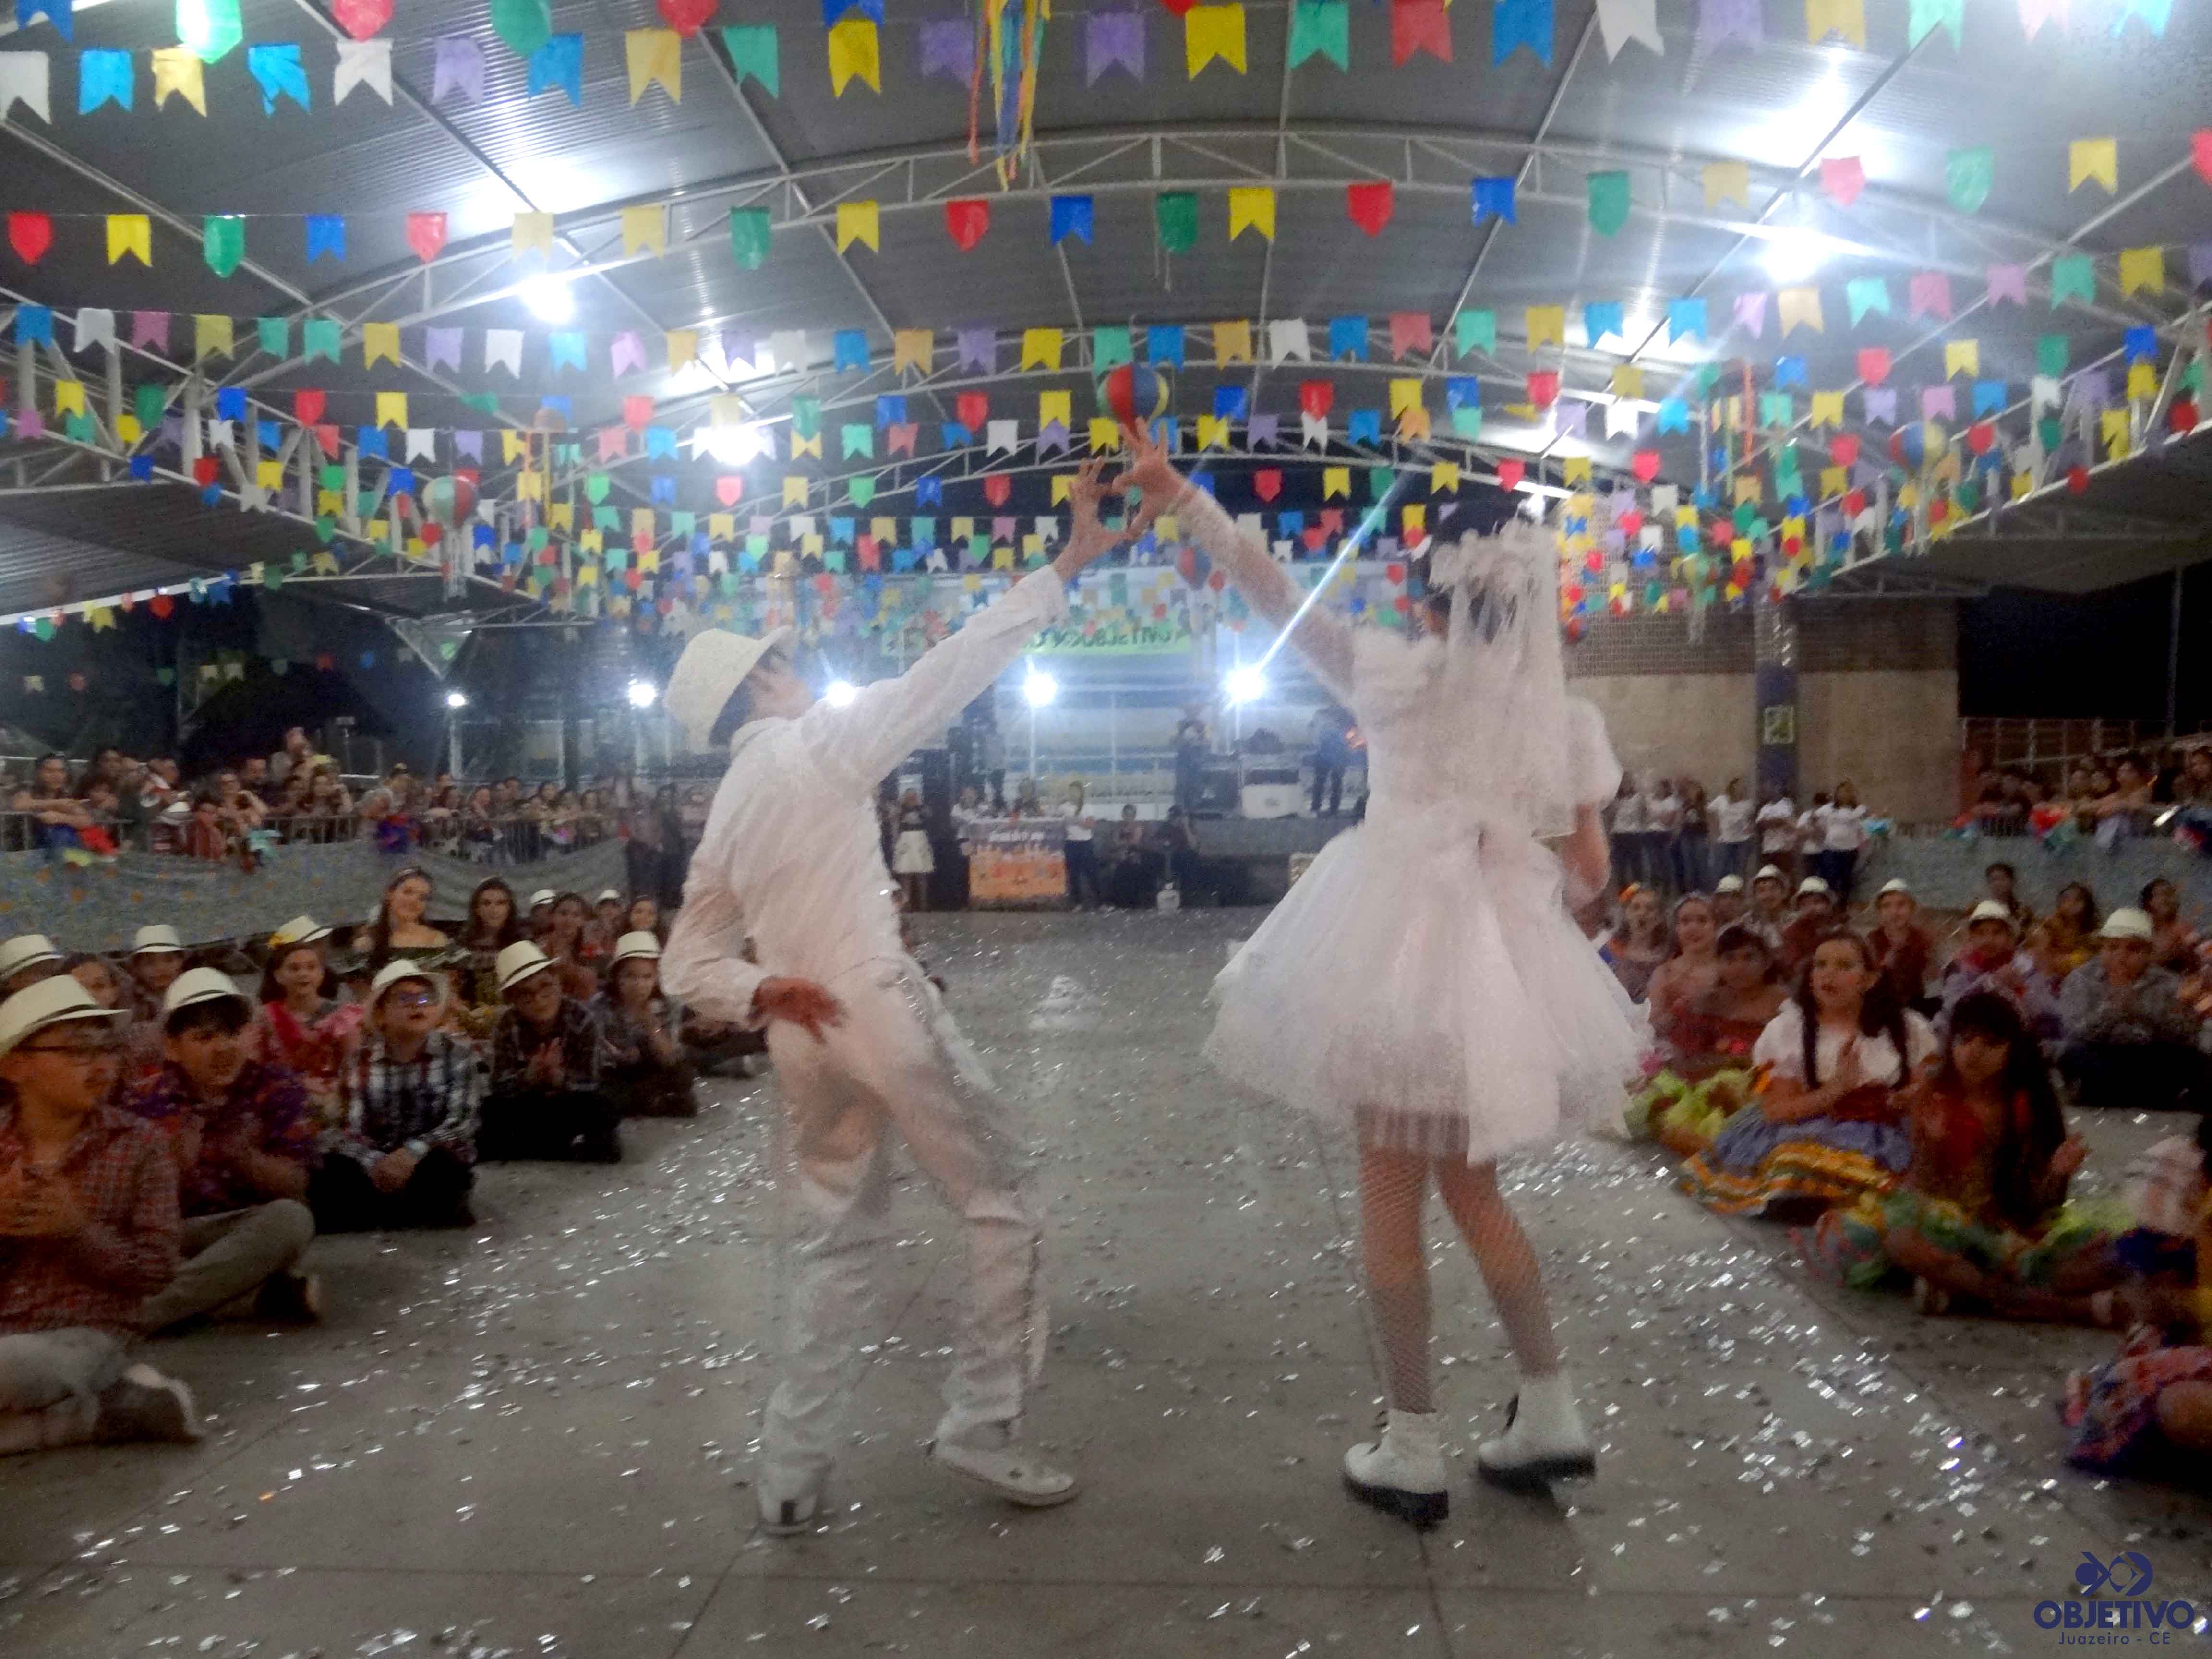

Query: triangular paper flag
[621,204,667,256]
[105,214,150,265]
[0,52,50,125]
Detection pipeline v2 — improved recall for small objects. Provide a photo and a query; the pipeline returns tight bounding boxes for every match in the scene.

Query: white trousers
[759,961,1045,1496]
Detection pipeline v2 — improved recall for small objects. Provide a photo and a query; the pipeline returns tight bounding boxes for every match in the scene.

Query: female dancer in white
[1119,426,1644,1525]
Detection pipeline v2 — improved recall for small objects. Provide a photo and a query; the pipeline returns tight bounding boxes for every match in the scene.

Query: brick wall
[1564,600,1957,680]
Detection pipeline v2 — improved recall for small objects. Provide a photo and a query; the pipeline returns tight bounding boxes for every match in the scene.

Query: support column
[1754,594,1800,805]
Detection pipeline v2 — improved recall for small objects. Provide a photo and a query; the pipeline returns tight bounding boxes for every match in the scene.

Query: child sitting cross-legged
[590,932,697,1118]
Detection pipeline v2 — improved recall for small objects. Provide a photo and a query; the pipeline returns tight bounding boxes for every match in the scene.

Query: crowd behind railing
[1956,742,2212,848]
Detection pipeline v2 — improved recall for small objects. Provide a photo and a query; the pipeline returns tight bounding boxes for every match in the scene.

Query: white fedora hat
[0,934,62,983]
[368,958,448,1012]
[528,889,557,910]
[1968,899,2020,929]
[610,930,662,966]
[595,889,624,905]
[665,625,794,751]
[2098,907,2156,943]
[268,915,332,949]
[495,940,558,994]
[0,976,124,1058]
[1795,876,1832,897]
[130,924,185,955]
[160,966,252,1021]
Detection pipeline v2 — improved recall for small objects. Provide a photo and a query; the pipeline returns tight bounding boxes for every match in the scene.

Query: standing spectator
[1174,706,1210,816]
[0,978,197,1454]
[1780,877,1839,976]
[1755,787,1800,884]
[11,754,94,857]
[1711,777,1755,884]
[0,934,64,1000]
[1310,702,1353,818]
[459,784,500,861]
[122,971,319,1330]
[2059,910,2212,1111]
[892,791,938,913]
[312,962,481,1231]
[1982,862,2034,935]
[1865,879,1937,1017]
[1159,805,1203,902]
[267,727,316,790]
[1675,780,1712,895]
[1608,776,1647,890]
[2142,878,2200,974]
[180,796,229,862]
[1796,792,1831,884]
[481,943,622,1163]
[2094,755,2155,848]
[2176,746,2212,805]
[211,768,267,837]
[1645,777,1683,894]
[1600,885,1671,1003]
[1106,805,1161,910]
[1816,781,1869,904]
[592,933,697,1118]
[1057,783,1099,911]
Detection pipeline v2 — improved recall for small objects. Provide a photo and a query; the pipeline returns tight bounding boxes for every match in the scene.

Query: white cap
[595,889,624,905]
[1754,865,1786,885]
[0,976,123,1058]
[664,625,794,751]
[1877,878,1913,898]
[160,967,252,1021]
[130,924,184,955]
[369,958,447,1011]
[496,940,557,993]
[0,933,62,983]
[1968,899,2020,929]
[2099,907,2156,943]
[1714,875,1745,894]
[1796,876,1832,897]
[528,889,557,910]
[268,915,331,949]
[610,930,662,966]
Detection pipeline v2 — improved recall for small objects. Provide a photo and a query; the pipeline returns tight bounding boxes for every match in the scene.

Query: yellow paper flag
[836,200,880,253]
[1804,0,1866,48]
[52,381,85,417]
[1214,320,1254,363]
[363,322,401,368]
[1186,4,1247,75]
[106,215,151,266]
[667,329,699,370]
[548,502,574,531]
[621,204,667,257]
[2128,361,2158,400]
[2101,407,2131,457]
[893,329,933,374]
[1197,415,1229,448]
[1021,327,1065,371]
[1703,161,1750,211]
[1226,186,1274,241]
[871,517,896,544]
[512,212,554,259]
[626,28,682,103]
[375,392,408,429]
[115,414,141,444]
[501,430,529,464]
[1777,287,1825,334]
[149,47,206,115]
[256,458,284,491]
[709,513,735,541]
[1734,474,1764,506]
[1944,339,1979,378]
[1809,390,1845,427]
[2010,469,2032,500]
[194,314,233,359]
[1038,388,1072,426]
[1088,418,1122,451]
[1402,504,1427,537]
[783,476,808,507]
[2119,246,2165,296]
[789,429,821,458]
[517,471,546,503]
[1050,474,1074,505]
[1388,377,1422,417]
[1563,456,1592,486]
[579,529,603,553]
[1526,305,1565,350]
[1610,364,1645,400]
[1820,465,1849,497]
[827,17,881,93]
[2068,137,2118,193]
[1431,461,1461,493]
[1323,467,1350,499]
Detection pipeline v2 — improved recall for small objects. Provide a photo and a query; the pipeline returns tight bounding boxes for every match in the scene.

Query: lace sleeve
[1175,486,1355,701]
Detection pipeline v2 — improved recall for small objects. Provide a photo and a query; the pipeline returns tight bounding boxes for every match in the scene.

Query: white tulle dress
[1193,501,1647,1163]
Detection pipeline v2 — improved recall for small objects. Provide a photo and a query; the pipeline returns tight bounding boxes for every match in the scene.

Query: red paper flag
[1967,421,1996,456]
[983,474,1011,507]
[1253,469,1282,501]
[293,389,325,425]
[1207,570,1227,592]
[657,0,715,34]
[1319,508,1344,534]
[945,199,990,252]
[7,211,52,265]
[623,394,654,430]
[332,0,391,37]
[313,424,339,458]
[1631,450,1660,482]
[151,595,176,619]
[2195,130,2212,188]
[1301,526,1327,552]
[2067,465,2090,493]
[192,457,219,487]
[858,538,881,572]
[1829,433,1860,468]
[1298,379,1334,418]
[1619,509,1643,537]
[1157,0,1198,14]
[1389,312,1433,361]
[1496,459,1526,491]
[1856,347,1891,386]
[715,476,744,505]
[1819,156,1864,207]
[1390,0,1452,64]
[2171,397,2200,433]
[1346,180,1394,237]
[405,211,447,264]
[1385,562,1406,583]
[957,390,989,430]
[1527,370,1559,409]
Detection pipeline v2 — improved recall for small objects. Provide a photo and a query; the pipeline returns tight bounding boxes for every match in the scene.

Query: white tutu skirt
[892,830,935,875]
[1204,819,1648,1163]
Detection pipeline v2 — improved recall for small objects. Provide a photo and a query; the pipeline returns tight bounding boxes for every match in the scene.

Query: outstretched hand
[1118,420,1188,541]
[1051,457,1126,581]
[754,976,845,1041]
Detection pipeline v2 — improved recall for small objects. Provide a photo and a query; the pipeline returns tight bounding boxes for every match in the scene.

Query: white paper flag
[333,39,393,106]
[1650,483,1679,514]
[484,330,524,375]
[1300,412,1330,448]
[769,330,808,375]
[2031,374,2063,412]
[0,53,51,125]
[789,514,816,538]
[1604,398,1641,439]
[73,307,116,354]
[1266,318,1311,364]
[406,428,437,462]
[1594,0,1663,59]
[986,419,1018,455]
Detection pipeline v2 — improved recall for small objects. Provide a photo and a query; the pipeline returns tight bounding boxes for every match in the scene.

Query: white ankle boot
[1342,1410,1449,1528]
[1476,1371,1595,1492]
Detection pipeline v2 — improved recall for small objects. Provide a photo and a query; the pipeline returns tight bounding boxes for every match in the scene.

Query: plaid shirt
[339,1031,484,1167]
[492,998,613,1097]
[0,1105,179,1337]
[122,1060,315,1217]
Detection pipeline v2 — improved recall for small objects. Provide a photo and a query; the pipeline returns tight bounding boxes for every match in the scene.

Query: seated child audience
[481,943,622,1163]
[0,978,198,1453]
[2059,908,2212,1111]
[122,970,319,1329]
[1745,866,1791,956]
[2029,882,2100,993]
[1937,900,2060,1044]
[536,892,602,1001]
[1644,893,1721,1047]
[124,925,186,1021]
[1599,885,1669,1003]
[253,918,360,1135]
[1865,878,1937,1017]
[311,962,482,1231]
[1710,873,1748,930]
[1630,923,1787,1154]
[1682,930,1937,1216]
[592,932,697,1117]
[589,890,626,956]
[1779,877,1839,976]
[454,877,526,1040]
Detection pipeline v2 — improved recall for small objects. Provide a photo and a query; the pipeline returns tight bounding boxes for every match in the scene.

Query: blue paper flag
[78,48,131,112]
[646,426,678,459]
[256,419,281,448]
[1445,376,1481,410]
[1277,511,1304,539]
[1049,194,1094,246]
[13,304,54,346]
[1470,177,1517,225]
[304,214,347,263]
[1347,409,1382,445]
[916,476,944,508]
[389,467,416,496]
[529,34,583,105]
[214,387,247,421]
[1972,379,2008,418]
[16,0,70,40]
[824,0,884,25]
[875,394,907,427]
[1583,301,1623,345]
[1774,355,1807,388]
[834,328,870,372]
[940,423,971,449]
[650,475,677,503]
[1657,397,1690,433]
[1213,385,1249,421]
[2125,325,2158,362]
[829,516,855,544]
[549,331,586,370]
[199,485,224,507]
[357,426,389,459]
[1328,315,1368,360]
[1492,0,1555,65]
[128,454,154,480]
[1666,297,1707,343]
[246,43,310,113]
[1147,324,1185,367]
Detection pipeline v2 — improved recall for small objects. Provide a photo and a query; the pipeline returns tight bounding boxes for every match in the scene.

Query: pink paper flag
[597,427,629,461]
[1819,156,1864,207]
[610,331,648,376]
[1986,264,2028,305]
[1921,385,1957,420]
[130,311,170,350]
[1733,292,1768,337]
[2017,0,2067,37]
[1907,271,1953,320]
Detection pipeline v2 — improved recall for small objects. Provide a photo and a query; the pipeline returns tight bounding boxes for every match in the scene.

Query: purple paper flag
[1985,264,2028,306]
[1038,421,1070,456]
[15,409,43,438]
[2076,369,2113,410]
[750,515,773,537]
[2190,242,2212,289]
[425,326,463,370]
[1086,10,1144,84]
[1921,385,1956,421]
[1608,485,1635,517]
[1557,400,1590,438]
[1851,458,1882,487]
[918,18,972,79]
[718,329,750,372]
[1248,413,1280,447]
[957,326,997,372]
[1862,387,1897,424]
[130,310,170,350]
[610,331,647,376]
[992,515,1016,541]
[1697,0,1762,48]
[432,34,483,105]
[454,430,483,462]
[1732,292,1768,337]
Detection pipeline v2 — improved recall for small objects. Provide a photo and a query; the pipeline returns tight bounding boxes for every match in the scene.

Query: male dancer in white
[661,458,1123,1534]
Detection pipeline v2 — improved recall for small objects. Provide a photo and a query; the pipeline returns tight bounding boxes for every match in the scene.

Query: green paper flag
[156,667,176,686]
[490,0,552,58]
[354,493,380,517]
[1092,325,1132,368]
[2050,254,2096,306]
[585,473,611,504]
[134,384,166,431]
[1732,501,1757,533]
[301,318,341,362]
[1286,0,1350,68]
[313,516,336,544]
[791,396,821,440]
[2036,334,2068,377]
[595,505,621,530]
[288,552,306,572]
[1694,363,1722,397]
[1908,0,1964,48]
[722,24,779,95]
[204,216,245,279]
[1587,171,1630,236]
[850,476,876,508]
[33,619,54,642]
[458,392,499,416]
[2037,416,2063,450]
[1369,467,1394,500]
[177,0,241,62]
[824,549,846,574]
[256,317,289,358]
[1760,391,1793,428]
[1955,478,1980,513]
[264,566,284,592]
[526,526,551,551]
[1945,147,1992,214]
[318,463,344,489]
[1451,406,1483,438]
[730,207,772,271]
[63,411,95,443]
[1155,191,1199,255]
[1454,309,1496,356]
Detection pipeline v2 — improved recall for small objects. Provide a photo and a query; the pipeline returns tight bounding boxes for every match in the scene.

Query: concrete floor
[4,909,2210,1658]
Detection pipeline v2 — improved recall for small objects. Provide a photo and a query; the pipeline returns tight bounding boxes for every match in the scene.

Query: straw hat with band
[268,915,333,950]
[160,967,254,1022]
[528,889,557,911]
[665,625,796,751]
[1968,899,2021,930]
[1753,865,1787,885]
[1795,876,1832,898]
[1714,874,1745,894]
[0,934,63,983]
[368,958,450,1014]
[610,930,662,967]
[495,941,558,994]
[595,889,624,906]
[2098,908,2156,943]
[0,976,125,1059]
[131,924,185,956]
[1876,878,1913,898]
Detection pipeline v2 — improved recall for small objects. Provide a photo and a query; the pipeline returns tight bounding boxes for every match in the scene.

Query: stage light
[444,690,469,709]
[824,679,858,707]
[1022,669,1058,709]
[626,678,658,709]
[1761,226,1829,285]
[522,274,576,323]
[1225,665,1268,705]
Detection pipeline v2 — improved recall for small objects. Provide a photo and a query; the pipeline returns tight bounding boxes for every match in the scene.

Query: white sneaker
[1475,1372,1595,1493]
[1342,1409,1449,1528]
[756,1482,822,1536]
[930,1439,1079,1508]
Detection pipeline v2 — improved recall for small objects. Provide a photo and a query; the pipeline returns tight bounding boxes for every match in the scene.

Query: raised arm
[1120,421,1355,699]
